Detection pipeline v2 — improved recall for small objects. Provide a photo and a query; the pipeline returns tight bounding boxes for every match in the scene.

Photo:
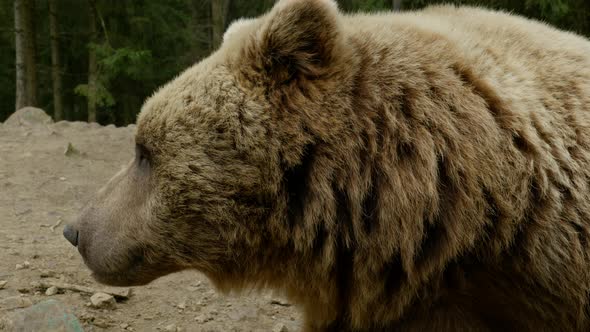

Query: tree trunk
[14,0,25,110]
[23,0,37,106]
[87,0,97,123]
[14,0,37,110]
[211,0,229,50]
[393,0,402,11]
[49,0,63,121]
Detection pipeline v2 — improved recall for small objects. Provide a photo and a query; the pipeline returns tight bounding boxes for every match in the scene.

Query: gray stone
[272,323,289,332]
[90,292,116,309]
[45,286,59,296]
[0,296,33,310]
[0,299,83,331]
[5,107,53,127]
[163,323,178,331]
[64,142,82,157]
[270,298,292,307]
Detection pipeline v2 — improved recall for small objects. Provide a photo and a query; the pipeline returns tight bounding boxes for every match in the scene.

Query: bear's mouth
[90,270,156,287]
[87,253,150,286]
[76,236,154,286]
[79,241,183,287]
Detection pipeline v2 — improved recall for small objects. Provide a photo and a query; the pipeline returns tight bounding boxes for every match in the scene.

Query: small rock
[0,299,82,331]
[92,318,112,328]
[0,280,7,289]
[0,296,33,310]
[5,107,53,127]
[59,177,66,181]
[79,312,95,322]
[64,142,81,157]
[45,286,59,296]
[15,207,32,216]
[40,269,56,278]
[194,315,213,324]
[120,323,130,329]
[164,323,177,331]
[16,261,31,270]
[17,287,30,294]
[272,323,289,332]
[270,298,292,307]
[90,292,116,309]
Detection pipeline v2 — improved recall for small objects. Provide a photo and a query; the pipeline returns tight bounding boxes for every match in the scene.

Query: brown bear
[63,0,590,330]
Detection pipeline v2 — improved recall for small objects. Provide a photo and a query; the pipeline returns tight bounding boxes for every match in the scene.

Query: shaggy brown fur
[66,0,590,331]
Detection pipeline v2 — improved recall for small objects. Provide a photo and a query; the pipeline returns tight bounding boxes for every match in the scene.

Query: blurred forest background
[1,0,589,126]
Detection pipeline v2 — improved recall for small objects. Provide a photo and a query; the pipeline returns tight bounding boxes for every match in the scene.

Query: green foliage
[74,42,152,109]
[97,46,152,81]
[526,0,569,19]
[74,83,115,108]
[340,0,391,11]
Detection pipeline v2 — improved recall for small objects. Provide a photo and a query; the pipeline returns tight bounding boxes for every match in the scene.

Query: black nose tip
[63,224,79,247]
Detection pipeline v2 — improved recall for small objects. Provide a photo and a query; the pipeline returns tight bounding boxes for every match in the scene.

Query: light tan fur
[68,1,590,331]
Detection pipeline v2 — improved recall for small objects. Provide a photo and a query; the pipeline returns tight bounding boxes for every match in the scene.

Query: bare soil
[0,118,301,332]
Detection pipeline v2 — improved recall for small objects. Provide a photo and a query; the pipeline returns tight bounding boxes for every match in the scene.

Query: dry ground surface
[0,109,301,332]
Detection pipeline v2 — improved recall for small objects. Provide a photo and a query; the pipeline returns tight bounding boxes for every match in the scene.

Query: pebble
[90,292,116,309]
[45,286,58,296]
[120,323,129,329]
[0,280,7,289]
[17,287,30,294]
[0,296,33,310]
[16,261,31,270]
[194,315,213,324]
[270,298,292,307]
[163,323,178,331]
[272,323,289,332]
[92,318,111,328]
[40,270,56,278]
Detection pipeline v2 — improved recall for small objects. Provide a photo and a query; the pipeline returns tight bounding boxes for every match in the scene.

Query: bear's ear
[247,0,343,84]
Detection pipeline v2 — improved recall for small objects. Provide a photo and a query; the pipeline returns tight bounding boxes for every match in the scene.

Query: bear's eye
[135,144,151,169]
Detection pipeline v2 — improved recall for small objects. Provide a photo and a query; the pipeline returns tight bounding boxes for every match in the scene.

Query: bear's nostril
[63,224,79,247]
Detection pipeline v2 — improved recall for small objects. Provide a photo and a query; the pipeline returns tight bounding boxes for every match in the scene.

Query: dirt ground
[0,110,302,332]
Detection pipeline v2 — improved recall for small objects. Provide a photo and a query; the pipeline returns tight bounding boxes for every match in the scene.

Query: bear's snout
[63,224,79,247]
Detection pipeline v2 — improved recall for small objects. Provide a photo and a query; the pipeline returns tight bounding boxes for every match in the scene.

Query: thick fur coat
[67,1,590,331]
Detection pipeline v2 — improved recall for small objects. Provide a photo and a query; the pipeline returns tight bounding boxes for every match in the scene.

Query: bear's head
[64,0,358,289]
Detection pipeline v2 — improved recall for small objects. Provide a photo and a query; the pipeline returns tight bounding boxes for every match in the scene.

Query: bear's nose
[63,224,79,247]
